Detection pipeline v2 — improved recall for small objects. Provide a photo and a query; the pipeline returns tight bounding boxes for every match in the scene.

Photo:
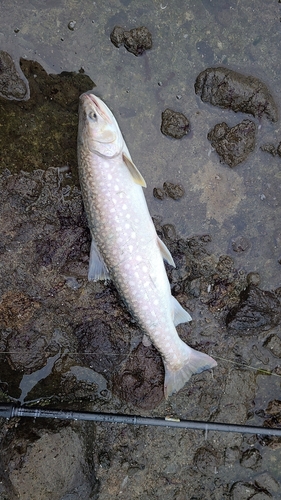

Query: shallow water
[2,0,281,290]
[0,1,281,499]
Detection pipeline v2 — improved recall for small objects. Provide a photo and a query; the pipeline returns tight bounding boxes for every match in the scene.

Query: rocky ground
[0,60,280,499]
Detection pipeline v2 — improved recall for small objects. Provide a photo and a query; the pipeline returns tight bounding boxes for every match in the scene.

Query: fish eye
[89,111,97,121]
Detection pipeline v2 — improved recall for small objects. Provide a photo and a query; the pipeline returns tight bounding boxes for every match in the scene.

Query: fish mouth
[81,92,112,124]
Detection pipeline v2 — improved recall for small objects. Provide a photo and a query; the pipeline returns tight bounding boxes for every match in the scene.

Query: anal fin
[88,238,110,282]
[171,296,192,325]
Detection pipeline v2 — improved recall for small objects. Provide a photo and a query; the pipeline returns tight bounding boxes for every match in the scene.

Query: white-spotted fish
[77,92,217,397]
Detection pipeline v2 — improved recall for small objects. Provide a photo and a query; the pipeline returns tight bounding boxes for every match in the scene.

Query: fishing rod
[0,403,280,437]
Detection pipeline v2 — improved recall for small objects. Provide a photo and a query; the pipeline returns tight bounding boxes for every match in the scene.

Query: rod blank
[0,403,280,437]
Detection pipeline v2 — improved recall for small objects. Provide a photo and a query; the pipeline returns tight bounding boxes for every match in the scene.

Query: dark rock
[263,334,281,358]
[114,343,164,409]
[0,50,30,101]
[240,448,262,469]
[153,187,166,200]
[161,108,190,139]
[163,181,185,200]
[260,143,277,156]
[193,446,219,475]
[123,26,152,56]
[110,25,152,56]
[153,182,185,200]
[226,285,281,333]
[247,272,260,286]
[277,142,281,157]
[195,66,278,122]
[162,224,177,241]
[110,25,125,47]
[74,319,129,375]
[1,424,97,500]
[229,482,261,500]
[255,473,280,495]
[207,119,256,167]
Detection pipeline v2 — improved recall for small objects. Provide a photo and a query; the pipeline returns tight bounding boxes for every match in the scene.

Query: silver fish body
[77,92,217,397]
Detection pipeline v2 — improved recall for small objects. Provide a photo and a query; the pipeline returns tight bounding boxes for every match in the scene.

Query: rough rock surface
[160,108,190,139]
[110,25,152,56]
[207,119,256,167]
[0,50,30,101]
[195,66,278,122]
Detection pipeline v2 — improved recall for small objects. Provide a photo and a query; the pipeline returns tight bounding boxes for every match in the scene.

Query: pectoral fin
[171,296,192,325]
[122,153,147,187]
[88,238,110,282]
[157,237,175,267]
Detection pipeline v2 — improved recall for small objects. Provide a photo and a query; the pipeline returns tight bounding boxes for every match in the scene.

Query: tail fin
[164,343,217,398]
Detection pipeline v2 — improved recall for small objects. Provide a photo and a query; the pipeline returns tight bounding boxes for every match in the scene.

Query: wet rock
[195,66,278,122]
[261,140,281,158]
[163,181,185,200]
[247,272,260,286]
[264,399,281,422]
[162,224,177,241]
[2,424,97,500]
[6,329,48,374]
[67,20,76,31]
[0,50,30,101]
[193,446,219,475]
[231,235,251,253]
[0,291,40,329]
[153,187,166,200]
[110,25,152,56]
[207,120,256,167]
[226,285,281,333]
[263,332,281,358]
[74,319,129,376]
[0,59,94,176]
[224,446,240,465]
[114,343,164,409]
[229,481,261,500]
[153,182,184,200]
[110,25,125,47]
[260,143,278,156]
[161,108,190,139]
[240,448,262,469]
[255,472,280,494]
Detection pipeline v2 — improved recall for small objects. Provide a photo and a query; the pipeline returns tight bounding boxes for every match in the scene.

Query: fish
[77,91,217,398]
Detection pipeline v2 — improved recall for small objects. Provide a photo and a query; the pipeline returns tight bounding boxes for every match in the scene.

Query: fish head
[78,92,123,157]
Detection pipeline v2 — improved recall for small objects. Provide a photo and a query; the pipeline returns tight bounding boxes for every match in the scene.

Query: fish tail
[164,343,217,398]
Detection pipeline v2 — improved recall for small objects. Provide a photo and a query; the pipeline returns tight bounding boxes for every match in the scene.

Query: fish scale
[77,91,217,397]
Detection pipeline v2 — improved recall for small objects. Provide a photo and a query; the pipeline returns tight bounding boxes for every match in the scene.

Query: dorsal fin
[122,153,147,187]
